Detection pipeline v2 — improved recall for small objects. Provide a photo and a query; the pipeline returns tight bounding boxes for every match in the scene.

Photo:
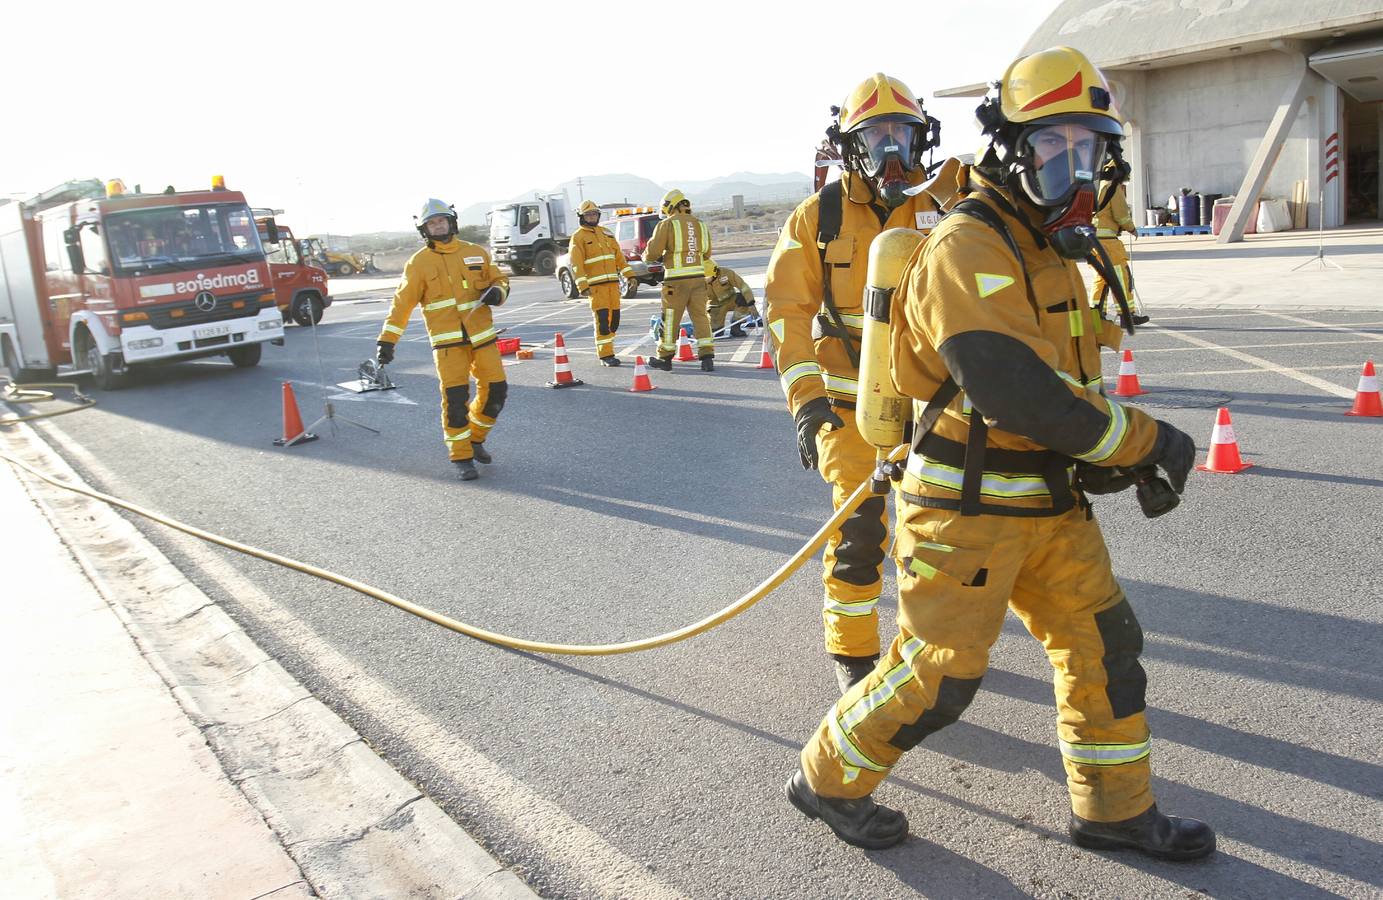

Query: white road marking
[32,424,688,900]
[1134,364,1365,379]
[544,486,806,540]
[1143,325,1356,398]
[731,338,755,363]
[1255,311,1383,342]
[1131,338,1381,354]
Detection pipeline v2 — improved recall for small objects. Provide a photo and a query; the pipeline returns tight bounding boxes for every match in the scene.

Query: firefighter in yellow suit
[1090,175,1149,325]
[785,48,1214,862]
[644,189,715,371]
[376,199,509,482]
[764,73,949,694]
[569,200,635,366]
[705,261,757,337]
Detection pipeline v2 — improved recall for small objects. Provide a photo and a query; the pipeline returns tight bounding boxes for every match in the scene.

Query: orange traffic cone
[629,356,656,393]
[1111,349,1146,397]
[1345,360,1382,417]
[273,381,317,446]
[1196,407,1252,473]
[756,331,774,369]
[676,328,695,362]
[546,333,583,388]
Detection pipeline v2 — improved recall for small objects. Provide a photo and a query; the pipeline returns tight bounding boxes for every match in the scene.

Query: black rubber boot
[470,443,492,464]
[1132,314,1151,326]
[599,355,621,367]
[729,324,747,338]
[784,769,908,849]
[453,459,479,481]
[647,356,672,371]
[1070,804,1215,861]
[833,653,880,695]
[700,356,715,372]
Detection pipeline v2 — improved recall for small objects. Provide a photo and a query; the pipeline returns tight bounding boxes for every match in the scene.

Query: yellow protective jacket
[378,239,509,350]
[764,169,949,416]
[890,170,1159,514]
[644,212,712,281]
[568,224,634,292]
[707,267,754,307]
[1094,182,1136,239]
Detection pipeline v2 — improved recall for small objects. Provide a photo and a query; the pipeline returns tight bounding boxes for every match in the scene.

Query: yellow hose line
[1,381,97,424]
[1,440,909,657]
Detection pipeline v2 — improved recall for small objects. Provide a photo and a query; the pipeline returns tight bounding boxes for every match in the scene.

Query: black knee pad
[1095,598,1147,719]
[831,495,887,586]
[595,308,611,336]
[889,675,984,751]
[610,309,621,332]
[482,380,508,418]
[445,385,470,428]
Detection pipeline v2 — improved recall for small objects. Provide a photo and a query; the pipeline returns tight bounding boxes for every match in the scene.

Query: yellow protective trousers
[589,283,622,361]
[800,503,1155,824]
[1091,239,1141,319]
[656,278,713,360]
[709,297,756,332]
[434,343,507,460]
[815,413,888,658]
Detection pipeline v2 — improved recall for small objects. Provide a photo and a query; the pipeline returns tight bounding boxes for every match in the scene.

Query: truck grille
[143,291,265,330]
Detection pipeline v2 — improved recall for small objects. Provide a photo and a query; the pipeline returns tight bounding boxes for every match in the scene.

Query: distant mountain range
[455,171,812,225]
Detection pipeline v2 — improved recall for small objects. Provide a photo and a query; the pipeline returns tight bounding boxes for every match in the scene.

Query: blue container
[1178,194,1201,228]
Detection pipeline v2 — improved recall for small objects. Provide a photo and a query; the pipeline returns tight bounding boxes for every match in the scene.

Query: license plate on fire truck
[194,324,232,340]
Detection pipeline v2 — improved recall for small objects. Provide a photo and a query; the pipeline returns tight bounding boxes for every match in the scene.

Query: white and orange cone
[1345,360,1382,417]
[1111,349,1146,397]
[629,356,656,393]
[1196,407,1252,473]
[756,331,774,370]
[676,327,696,362]
[546,332,584,388]
[273,382,317,446]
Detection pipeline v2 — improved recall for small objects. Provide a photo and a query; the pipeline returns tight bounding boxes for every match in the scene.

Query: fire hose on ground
[2,376,907,656]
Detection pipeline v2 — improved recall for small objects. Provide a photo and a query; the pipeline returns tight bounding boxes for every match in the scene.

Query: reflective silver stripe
[905,453,1051,498]
[424,297,457,311]
[444,429,473,442]
[835,313,864,328]
[471,412,496,427]
[1096,228,1118,238]
[585,254,615,264]
[1058,737,1151,766]
[823,373,859,396]
[828,715,887,773]
[596,336,614,348]
[620,267,635,277]
[469,327,497,344]
[430,330,467,343]
[589,273,620,285]
[382,324,404,336]
[456,299,481,313]
[779,361,821,393]
[824,595,879,618]
[1075,399,1128,463]
[839,637,926,733]
[659,311,677,350]
[696,337,714,348]
[665,265,704,278]
[576,277,589,288]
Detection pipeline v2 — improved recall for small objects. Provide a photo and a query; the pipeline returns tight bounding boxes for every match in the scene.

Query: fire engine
[0,177,283,389]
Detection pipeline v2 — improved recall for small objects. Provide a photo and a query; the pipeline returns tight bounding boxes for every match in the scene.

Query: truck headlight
[127,337,163,351]
[258,319,283,331]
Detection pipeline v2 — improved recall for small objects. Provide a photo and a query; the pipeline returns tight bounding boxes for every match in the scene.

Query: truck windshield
[105,203,264,275]
[490,206,518,229]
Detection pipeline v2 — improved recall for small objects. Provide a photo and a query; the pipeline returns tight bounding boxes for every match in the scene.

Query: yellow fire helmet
[831,74,940,205]
[660,189,688,218]
[577,199,600,216]
[838,73,925,135]
[998,46,1122,134]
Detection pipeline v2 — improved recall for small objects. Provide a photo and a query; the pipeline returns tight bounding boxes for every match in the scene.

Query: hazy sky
[1,1,1059,234]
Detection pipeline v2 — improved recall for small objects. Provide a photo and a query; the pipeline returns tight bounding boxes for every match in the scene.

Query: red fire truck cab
[0,178,284,389]
[254,211,331,326]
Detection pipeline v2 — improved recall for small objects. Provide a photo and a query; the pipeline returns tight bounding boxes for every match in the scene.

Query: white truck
[487,191,577,277]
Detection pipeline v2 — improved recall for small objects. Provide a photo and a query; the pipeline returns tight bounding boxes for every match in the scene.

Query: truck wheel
[337,261,355,277]
[292,292,325,326]
[534,249,557,277]
[83,338,129,391]
[558,269,578,300]
[227,343,263,368]
[619,274,639,299]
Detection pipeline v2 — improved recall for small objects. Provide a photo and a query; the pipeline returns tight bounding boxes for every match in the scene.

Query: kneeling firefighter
[376,199,509,482]
[764,73,948,694]
[644,189,715,371]
[705,261,757,337]
[785,47,1215,861]
[569,200,635,366]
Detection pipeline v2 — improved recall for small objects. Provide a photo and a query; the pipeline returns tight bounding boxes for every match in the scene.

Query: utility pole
[576,177,584,201]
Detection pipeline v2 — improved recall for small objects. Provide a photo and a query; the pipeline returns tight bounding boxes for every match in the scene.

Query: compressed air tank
[857,227,925,450]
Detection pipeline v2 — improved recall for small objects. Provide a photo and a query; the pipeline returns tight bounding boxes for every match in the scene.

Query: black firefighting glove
[478,285,504,306]
[794,397,843,470]
[1074,462,1139,495]
[375,341,395,366]
[734,291,751,307]
[1139,419,1196,494]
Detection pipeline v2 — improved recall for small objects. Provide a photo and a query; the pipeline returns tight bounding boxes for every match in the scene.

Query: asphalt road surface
[12,252,1383,899]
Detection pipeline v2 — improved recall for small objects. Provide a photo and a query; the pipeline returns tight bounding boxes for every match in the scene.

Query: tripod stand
[288,298,379,445]
[1291,189,1343,271]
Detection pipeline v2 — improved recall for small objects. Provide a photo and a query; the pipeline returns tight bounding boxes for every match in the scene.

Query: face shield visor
[1016,123,1107,208]
[849,117,919,179]
[580,210,602,227]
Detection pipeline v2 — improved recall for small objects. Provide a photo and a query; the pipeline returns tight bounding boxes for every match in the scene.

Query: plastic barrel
[1178,194,1201,228]
[1199,193,1222,224]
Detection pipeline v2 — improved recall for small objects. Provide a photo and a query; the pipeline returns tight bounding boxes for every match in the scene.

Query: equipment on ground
[337,358,397,394]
